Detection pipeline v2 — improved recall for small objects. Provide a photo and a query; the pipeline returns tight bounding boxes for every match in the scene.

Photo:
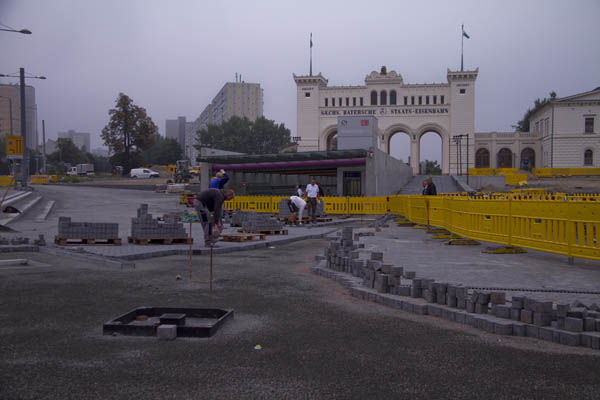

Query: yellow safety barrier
[469,168,520,176]
[225,194,600,261]
[0,176,15,186]
[532,168,600,177]
[30,175,52,185]
[504,174,527,185]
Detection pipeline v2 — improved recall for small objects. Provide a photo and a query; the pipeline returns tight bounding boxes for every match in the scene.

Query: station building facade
[294,67,477,174]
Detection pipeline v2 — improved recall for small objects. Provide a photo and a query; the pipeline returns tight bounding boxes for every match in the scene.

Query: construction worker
[209,169,229,189]
[194,188,235,247]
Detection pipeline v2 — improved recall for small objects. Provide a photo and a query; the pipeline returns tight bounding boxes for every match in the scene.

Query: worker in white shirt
[305,178,320,224]
[288,195,308,224]
[296,184,304,197]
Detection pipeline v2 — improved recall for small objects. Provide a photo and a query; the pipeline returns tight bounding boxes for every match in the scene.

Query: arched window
[497,148,513,168]
[380,90,387,105]
[584,149,594,166]
[390,90,397,105]
[475,148,490,168]
[520,148,535,170]
[327,132,338,151]
[370,90,377,106]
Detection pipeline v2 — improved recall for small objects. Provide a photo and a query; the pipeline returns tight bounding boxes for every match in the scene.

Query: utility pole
[19,68,28,186]
[42,120,46,174]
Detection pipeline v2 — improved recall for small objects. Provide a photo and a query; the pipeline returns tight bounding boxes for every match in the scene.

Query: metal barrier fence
[225,194,600,261]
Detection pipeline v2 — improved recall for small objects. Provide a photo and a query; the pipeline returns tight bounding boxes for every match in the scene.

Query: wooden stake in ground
[188,219,193,280]
[209,245,213,292]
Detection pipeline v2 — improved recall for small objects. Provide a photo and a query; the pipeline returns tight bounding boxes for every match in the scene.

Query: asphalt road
[1,240,599,400]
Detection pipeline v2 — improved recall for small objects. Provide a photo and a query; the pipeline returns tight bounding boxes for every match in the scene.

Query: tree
[424,160,442,175]
[47,138,88,165]
[513,91,557,132]
[195,116,291,155]
[101,93,158,171]
[142,136,182,165]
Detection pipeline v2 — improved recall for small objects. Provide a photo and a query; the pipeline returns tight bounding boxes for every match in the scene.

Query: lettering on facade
[320,107,449,117]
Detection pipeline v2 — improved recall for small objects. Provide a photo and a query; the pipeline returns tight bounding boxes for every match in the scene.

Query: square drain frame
[103,307,234,338]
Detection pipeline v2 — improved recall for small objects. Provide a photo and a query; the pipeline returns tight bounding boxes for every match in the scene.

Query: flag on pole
[310,32,313,48]
[462,26,470,39]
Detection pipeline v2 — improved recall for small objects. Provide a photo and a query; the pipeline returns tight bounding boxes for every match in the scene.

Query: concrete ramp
[398,175,459,194]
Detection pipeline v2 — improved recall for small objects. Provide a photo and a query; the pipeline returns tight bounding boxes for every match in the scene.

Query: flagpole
[310,32,313,76]
[461,24,464,72]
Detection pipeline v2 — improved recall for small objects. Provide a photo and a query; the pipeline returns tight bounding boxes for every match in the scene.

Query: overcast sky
[1,0,599,163]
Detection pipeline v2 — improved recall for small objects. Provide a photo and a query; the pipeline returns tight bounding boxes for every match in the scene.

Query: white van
[130,168,160,179]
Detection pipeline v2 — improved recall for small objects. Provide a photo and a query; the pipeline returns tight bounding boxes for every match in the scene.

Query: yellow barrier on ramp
[0,176,14,187]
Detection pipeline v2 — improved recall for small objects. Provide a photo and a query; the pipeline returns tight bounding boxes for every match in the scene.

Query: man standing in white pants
[305,178,320,224]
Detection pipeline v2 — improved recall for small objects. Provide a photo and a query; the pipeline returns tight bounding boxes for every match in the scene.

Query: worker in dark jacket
[194,188,235,246]
[422,176,437,195]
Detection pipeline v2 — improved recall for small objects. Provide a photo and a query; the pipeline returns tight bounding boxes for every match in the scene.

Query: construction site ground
[1,184,600,399]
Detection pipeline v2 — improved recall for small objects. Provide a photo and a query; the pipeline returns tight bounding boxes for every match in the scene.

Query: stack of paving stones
[231,210,253,227]
[277,199,325,218]
[317,227,600,350]
[130,204,187,239]
[241,212,284,232]
[58,216,119,240]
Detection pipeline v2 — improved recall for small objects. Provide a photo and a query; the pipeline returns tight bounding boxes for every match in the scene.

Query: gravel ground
[1,240,600,400]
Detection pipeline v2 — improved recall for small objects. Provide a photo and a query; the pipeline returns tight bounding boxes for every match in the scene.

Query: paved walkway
[358,224,600,305]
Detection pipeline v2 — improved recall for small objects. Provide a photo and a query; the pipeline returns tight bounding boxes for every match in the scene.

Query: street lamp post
[0,68,46,186]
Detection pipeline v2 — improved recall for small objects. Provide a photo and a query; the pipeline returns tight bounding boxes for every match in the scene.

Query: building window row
[324,97,364,107]
[323,92,446,107]
[584,149,594,166]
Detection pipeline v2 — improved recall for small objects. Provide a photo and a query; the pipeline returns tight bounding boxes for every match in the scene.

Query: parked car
[130,168,160,179]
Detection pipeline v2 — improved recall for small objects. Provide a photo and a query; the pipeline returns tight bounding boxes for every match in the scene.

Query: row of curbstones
[317,226,600,350]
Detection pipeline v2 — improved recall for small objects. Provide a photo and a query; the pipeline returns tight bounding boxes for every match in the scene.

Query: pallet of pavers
[55,217,121,245]
[128,204,192,245]
[221,232,266,242]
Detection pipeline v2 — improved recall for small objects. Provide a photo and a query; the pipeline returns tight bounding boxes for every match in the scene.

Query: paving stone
[442,309,456,322]
[524,297,537,312]
[370,251,383,261]
[596,319,600,332]
[465,314,476,327]
[423,289,436,303]
[592,335,600,350]
[428,305,442,317]
[512,323,527,337]
[455,312,466,324]
[526,325,539,338]
[556,303,570,317]
[559,331,581,346]
[567,307,587,319]
[584,318,596,332]
[580,332,600,348]
[511,296,525,309]
[455,287,467,300]
[465,300,475,313]
[564,317,584,332]
[490,292,506,305]
[391,266,404,277]
[493,305,511,319]
[510,309,521,321]
[404,271,416,279]
[157,324,177,341]
[457,298,466,309]
[537,327,554,342]
[446,295,457,308]
[532,301,553,314]
[533,312,552,327]
[520,309,533,324]
[412,304,428,315]
[410,287,422,298]
[556,317,565,330]
[494,320,513,335]
[397,286,411,296]
[447,285,457,297]
[402,302,414,313]
[475,303,488,314]
[474,291,490,305]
